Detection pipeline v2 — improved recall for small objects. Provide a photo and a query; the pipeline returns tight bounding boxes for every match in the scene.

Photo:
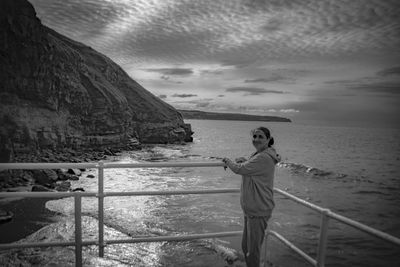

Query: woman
[222,126,280,267]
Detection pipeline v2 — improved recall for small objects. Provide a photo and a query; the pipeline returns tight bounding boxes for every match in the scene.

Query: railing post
[316,209,330,267]
[74,194,83,267]
[263,231,269,267]
[98,161,105,257]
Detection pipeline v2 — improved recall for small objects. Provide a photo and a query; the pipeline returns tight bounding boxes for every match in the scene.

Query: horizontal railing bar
[274,188,400,246]
[0,231,242,250]
[0,163,98,170]
[274,188,326,213]
[105,231,243,245]
[0,162,226,170]
[267,230,317,266]
[103,162,225,168]
[327,211,400,246]
[0,192,96,198]
[105,188,240,197]
[0,241,76,249]
[0,189,239,199]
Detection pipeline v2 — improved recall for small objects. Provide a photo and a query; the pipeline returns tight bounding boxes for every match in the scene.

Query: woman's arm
[223,154,268,176]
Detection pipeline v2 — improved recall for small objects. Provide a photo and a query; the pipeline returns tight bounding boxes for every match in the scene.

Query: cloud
[226,87,285,95]
[210,105,300,115]
[171,94,198,98]
[194,102,210,108]
[377,66,400,77]
[257,108,299,113]
[172,98,213,108]
[350,83,400,95]
[325,72,400,95]
[262,18,283,32]
[279,109,300,113]
[144,68,194,76]
[200,69,224,75]
[160,75,184,84]
[244,73,294,83]
[30,0,400,68]
[324,79,355,85]
[157,94,167,99]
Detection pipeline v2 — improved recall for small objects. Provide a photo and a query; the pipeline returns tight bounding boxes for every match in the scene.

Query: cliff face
[0,0,193,161]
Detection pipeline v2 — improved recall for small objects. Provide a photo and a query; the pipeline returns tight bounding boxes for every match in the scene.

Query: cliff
[0,0,193,162]
[178,110,292,122]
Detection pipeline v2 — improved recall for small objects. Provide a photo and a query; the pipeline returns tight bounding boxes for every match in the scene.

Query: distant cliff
[178,110,291,122]
[0,0,193,162]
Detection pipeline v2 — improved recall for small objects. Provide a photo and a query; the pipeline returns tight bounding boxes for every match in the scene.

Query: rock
[0,210,13,224]
[0,135,14,163]
[7,180,17,187]
[32,184,53,192]
[56,170,68,175]
[137,122,193,144]
[46,170,59,181]
[68,175,79,181]
[86,174,95,179]
[55,181,71,192]
[72,187,85,192]
[182,123,194,142]
[67,169,81,176]
[104,149,114,156]
[21,171,33,182]
[57,173,69,181]
[32,169,58,185]
[56,155,68,161]
[57,172,79,181]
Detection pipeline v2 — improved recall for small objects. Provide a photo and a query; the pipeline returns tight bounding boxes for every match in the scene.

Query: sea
[45,119,400,266]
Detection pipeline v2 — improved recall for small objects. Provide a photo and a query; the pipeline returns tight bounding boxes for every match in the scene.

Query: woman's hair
[252,127,275,147]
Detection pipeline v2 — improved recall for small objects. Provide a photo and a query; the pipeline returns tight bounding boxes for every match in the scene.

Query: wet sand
[0,198,59,243]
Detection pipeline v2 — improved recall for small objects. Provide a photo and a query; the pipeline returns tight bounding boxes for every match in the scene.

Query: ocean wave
[129,145,188,162]
[277,162,347,179]
[276,161,397,191]
[354,190,390,196]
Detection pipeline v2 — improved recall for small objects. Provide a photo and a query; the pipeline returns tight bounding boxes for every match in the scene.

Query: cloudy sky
[30,0,400,127]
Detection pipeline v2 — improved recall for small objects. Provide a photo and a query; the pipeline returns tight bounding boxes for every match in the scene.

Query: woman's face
[252,129,269,151]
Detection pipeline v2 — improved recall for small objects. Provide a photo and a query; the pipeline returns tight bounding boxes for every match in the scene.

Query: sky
[29,0,400,128]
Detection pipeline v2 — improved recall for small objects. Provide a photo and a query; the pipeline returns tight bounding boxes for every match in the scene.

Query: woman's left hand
[222,158,230,170]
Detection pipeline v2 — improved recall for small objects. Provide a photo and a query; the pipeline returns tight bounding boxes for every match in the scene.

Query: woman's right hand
[235,157,246,163]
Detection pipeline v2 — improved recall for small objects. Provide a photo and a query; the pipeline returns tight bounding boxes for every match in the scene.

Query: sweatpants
[242,215,270,267]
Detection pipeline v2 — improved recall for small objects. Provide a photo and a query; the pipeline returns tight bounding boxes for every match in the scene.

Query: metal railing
[0,162,399,267]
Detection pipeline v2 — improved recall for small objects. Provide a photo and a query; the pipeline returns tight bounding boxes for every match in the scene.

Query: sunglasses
[253,134,265,139]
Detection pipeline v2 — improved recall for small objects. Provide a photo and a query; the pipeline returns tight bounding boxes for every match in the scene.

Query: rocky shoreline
[0,145,138,228]
[0,146,136,193]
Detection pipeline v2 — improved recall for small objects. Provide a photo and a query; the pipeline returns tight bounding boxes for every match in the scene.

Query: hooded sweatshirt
[228,147,281,217]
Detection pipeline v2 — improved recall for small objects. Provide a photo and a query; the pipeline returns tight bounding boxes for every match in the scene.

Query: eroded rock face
[0,0,192,162]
